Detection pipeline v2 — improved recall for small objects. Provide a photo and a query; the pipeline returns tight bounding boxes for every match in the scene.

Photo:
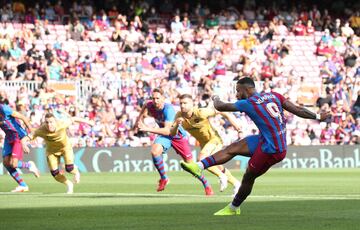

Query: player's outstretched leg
[51,169,74,194]
[17,160,40,178]
[204,165,228,192]
[181,159,214,196]
[181,140,244,177]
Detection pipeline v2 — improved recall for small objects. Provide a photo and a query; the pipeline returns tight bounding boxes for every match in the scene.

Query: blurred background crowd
[0,0,359,148]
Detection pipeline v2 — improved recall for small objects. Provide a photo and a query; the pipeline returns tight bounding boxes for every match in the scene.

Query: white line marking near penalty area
[1,192,360,200]
[37,193,360,200]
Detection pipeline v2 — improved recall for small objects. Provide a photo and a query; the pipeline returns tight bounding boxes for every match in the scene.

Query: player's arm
[138,120,172,136]
[212,95,239,112]
[170,117,183,136]
[70,117,95,126]
[58,109,95,126]
[282,100,330,121]
[11,111,33,133]
[134,103,148,130]
[217,111,242,132]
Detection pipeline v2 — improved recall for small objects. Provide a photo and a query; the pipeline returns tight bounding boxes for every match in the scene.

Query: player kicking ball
[170,94,241,195]
[28,112,93,194]
[180,77,331,215]
[0,103,40,192]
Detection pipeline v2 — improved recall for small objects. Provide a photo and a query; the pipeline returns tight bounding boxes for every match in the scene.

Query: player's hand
[137,120,147,132]
[23,144,30,154]
[175,117,184,126]
[211,95,221,102]
[319,111,332,121]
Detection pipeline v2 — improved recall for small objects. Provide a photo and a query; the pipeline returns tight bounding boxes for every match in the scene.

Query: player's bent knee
[51,169,60,177]
[3,159,11,167]
[65,164,74,172]
[242,171,258,183]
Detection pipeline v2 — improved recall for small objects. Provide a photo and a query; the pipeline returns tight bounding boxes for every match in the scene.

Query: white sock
[197,162,204,170]
[229,203,239,211]
[219,174,227,181]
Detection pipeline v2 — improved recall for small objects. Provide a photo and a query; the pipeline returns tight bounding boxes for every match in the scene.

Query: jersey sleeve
[272,91,287,105]
[174,111,181,120]
[199,107,216,118]
[33,127,44,139]
[163,105,176,123]
[234,100,248,112]
[2,105,13,117]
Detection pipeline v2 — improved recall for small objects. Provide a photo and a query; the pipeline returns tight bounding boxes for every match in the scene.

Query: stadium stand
[0,0,359,148]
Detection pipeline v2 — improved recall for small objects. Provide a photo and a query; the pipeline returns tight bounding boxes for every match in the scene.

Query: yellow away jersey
[175,107,222,146]
[33,119,72,153]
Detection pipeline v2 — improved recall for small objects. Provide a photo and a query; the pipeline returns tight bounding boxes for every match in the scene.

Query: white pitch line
[1,192,360,200]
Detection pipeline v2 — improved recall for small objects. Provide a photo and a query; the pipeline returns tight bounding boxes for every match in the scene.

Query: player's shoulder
[175,110,182,117]
[197,106,214,115]
[0,103,11,112]
[270,91,287,104]
[164,102,175,110]
[145,100,153,108]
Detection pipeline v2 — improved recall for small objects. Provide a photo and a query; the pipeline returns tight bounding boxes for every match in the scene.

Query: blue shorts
[154,135,192,160]
[245,135,260,156]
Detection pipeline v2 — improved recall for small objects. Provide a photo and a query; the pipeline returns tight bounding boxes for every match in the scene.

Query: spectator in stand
[349,11,360,34]
[94,46,107,64]
[9,42,23,61]
[151,52,168,70]
[320,123,335,145]
[171,15,184,35]
[341,22,354,38]
[306,20,315,35]
[235,15,248,30]
[205,14,220,29]
[182,16,191,30]
[54,1,64,18]
[331,19,342,37]
[46,56,63,81]
[277,20,288,36]
[44,1,56,21]
[108,5,119,23]
[293,20,306,36]
[69,18,85,41]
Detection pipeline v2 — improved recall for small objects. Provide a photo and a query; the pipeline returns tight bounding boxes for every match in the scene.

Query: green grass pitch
[0,169,359,230]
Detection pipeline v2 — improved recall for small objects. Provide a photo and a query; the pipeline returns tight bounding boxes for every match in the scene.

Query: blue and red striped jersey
[0,104,27,141]
[235,92,287,153]
[146,101,187,138]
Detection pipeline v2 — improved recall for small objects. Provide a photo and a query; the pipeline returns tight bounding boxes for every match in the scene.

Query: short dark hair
[179,94,193,100]
[152,88,164,95]
[44,113,55,119]
[237,77,255,88]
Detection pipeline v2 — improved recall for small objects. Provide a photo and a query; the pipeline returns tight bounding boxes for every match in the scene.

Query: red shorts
[3,138,23,160]
[248,144,286,175]
[171,137,193,161]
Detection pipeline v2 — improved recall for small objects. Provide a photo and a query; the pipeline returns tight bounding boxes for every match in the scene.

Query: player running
[135,88,214,195]
[180,77,331,215]
[0,103,40,192]
[170,94,241,195]
[29,112,93,194]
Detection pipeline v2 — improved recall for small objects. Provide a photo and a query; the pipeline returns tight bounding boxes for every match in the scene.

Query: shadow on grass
[0,199,359,230]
